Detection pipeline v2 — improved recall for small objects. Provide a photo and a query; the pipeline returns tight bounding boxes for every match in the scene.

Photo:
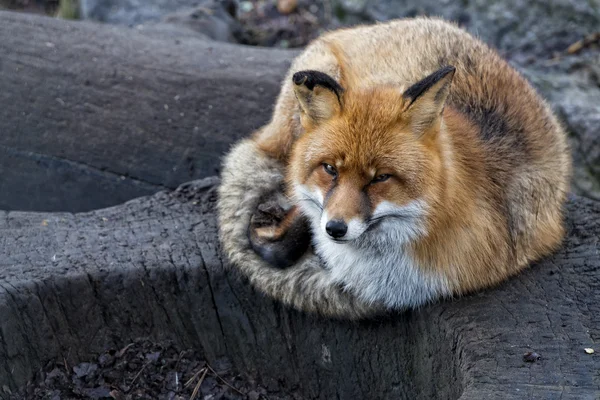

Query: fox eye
[371,174,391,184]
[322,163,338,177]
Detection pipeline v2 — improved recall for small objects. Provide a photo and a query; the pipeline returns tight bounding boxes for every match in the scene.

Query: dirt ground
[7,338,299,400]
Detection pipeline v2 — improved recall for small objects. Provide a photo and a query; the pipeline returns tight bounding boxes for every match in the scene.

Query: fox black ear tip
[292,72,308,86]
[444,65,456,75]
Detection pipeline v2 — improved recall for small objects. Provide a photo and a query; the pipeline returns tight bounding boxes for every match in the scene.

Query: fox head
[288,66,455,244]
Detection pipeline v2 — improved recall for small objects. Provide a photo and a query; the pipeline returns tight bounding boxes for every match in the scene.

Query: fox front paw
[249,199,311,269]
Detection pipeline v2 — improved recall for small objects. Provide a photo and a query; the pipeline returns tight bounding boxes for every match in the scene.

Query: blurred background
[2,0,599,51]
[0,0,598,211]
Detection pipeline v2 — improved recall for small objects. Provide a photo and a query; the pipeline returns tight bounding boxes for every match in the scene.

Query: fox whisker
[368,214,411,225]
[297,196,323,211]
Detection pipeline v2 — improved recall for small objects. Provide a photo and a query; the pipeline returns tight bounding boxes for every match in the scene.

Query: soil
[7,339,298,400]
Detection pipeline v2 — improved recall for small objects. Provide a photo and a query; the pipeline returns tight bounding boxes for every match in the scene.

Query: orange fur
[249,17,570,296]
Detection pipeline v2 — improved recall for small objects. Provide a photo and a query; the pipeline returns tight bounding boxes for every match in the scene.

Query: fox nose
[326,220,348,239]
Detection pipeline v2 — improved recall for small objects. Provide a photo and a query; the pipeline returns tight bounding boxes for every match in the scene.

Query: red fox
[217,17,571,318]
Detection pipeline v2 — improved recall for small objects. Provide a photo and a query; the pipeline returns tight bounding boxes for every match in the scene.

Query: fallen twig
[116,343,135,358]
[189,368,209,400]
[566,32,600,55]
[128,361,150,390]
[206,364,245,396]
[184,366,206,389]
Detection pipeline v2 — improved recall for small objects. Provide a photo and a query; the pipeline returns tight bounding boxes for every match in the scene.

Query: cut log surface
[0,11,296,212]
[0,178,598,399]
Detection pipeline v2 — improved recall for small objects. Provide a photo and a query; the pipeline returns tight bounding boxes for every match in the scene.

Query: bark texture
[0,11,296,212]
[0,179,598,399]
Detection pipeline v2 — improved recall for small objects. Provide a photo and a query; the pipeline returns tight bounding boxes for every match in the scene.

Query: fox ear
[292,70,344,128]
[402,66,455,136]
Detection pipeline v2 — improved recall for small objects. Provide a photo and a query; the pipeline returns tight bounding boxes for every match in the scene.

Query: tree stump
[0,178,598,399]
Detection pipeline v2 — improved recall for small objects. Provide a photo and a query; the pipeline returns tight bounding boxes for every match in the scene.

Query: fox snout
[320,211,368,242]
[294,182,370,242]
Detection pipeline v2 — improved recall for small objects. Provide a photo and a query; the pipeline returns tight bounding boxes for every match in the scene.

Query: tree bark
[0,178,598,399]
[0,11,296,212]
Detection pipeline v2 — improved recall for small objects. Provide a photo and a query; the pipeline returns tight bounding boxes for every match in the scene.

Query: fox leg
[252,205,302,240]
[249,203,311,269]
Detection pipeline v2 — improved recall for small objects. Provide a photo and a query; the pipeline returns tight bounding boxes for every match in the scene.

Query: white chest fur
[311,221,451,309]
[295,184,452,309]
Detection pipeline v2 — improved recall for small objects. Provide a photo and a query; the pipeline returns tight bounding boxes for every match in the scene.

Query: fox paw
[249,196,311,269]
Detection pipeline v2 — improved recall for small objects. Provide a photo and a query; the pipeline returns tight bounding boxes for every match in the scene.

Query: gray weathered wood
[1,10,600,215]
[0,11,296,212]
[0,178,598,399]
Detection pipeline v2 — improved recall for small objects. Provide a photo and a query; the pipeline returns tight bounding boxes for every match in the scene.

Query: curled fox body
[217,18,571,319]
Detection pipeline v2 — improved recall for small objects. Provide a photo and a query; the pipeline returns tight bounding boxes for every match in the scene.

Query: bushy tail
[217,139,381,319]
